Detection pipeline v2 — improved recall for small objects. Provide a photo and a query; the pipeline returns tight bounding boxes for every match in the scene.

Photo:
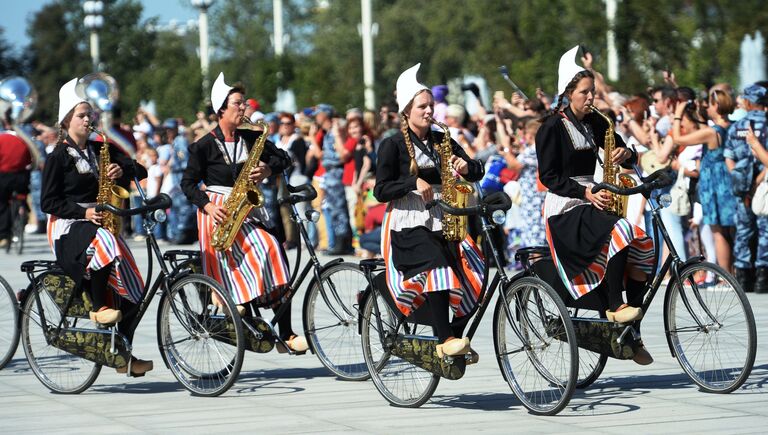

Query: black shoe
[755,267,768,294]
[735,267,755,293]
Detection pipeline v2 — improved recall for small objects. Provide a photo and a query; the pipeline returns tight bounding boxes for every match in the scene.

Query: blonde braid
[400,115,419,176]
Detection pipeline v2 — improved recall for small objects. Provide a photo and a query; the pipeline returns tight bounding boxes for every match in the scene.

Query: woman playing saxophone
[41,77,152,375]
[536,47,653,364]
[181,73,307,353]
[373,64,485,360]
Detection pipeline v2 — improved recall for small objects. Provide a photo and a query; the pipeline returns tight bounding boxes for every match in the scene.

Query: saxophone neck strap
[65,136,100,178]
[559,109,603,165]
[407,127,440,167]
[211,126,242,180]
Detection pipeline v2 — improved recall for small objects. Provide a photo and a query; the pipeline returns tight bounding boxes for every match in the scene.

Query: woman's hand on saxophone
[450,155,469,175]
[204,202,228,224]
[249,161,272,183]
[611,148,631,164]
[106,163,123,180]
[585,184,610,210]
[85,207,103,226]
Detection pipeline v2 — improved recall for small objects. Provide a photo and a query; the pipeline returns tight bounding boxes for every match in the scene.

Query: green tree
[0,27,25,78]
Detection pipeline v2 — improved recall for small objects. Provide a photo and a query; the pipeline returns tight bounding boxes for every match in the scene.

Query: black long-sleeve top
[181,126,292,209]
[536,109,637,199]
[41,139,147,220]
[374,129,484,203]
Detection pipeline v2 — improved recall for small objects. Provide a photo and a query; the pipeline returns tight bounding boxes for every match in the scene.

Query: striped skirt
[546,217,654,300]
[198,191,290,305]
[381,210,484,318]
[47,217,145,304]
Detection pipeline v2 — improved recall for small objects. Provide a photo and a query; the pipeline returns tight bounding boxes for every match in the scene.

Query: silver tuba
[76,72,136,158]
[0,76,41,165]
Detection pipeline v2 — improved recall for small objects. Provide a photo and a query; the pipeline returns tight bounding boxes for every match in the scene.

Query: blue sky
[4,0,199,51]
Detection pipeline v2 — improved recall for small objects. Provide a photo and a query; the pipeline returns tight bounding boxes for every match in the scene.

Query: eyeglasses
[229,100,246,108]
[280,121,293,125]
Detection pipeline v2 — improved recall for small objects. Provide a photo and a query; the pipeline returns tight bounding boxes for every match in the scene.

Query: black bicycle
[359,191,580,415]
[524,168,757,394]
[5,191,29,255]
[164,174,370,381]
[0,274,19,369]
[19,191,246,396]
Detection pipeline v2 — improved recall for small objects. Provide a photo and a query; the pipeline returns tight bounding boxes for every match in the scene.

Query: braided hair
[399,89,433,176]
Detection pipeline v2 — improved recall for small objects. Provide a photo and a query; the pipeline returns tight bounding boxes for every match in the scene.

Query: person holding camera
[669,84,737,277]
[724,83,768,292]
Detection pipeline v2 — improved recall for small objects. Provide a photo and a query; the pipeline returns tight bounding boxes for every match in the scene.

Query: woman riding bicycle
[181,73,308,353]
[373,64,485,360]
[536,47,654,364]
[41,77,152,375]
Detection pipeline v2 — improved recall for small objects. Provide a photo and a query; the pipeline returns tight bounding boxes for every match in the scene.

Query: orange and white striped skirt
[48,216,145,304]
[198,191,290,305]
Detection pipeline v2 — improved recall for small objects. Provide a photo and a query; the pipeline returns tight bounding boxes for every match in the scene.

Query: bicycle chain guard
[549,317,639,359]
[41,272,92,318]
[389,334,466,380]
[48,327,131,369]
[212,316,275,353]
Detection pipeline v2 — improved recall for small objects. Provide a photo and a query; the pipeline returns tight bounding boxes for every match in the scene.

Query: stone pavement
[0,233,767,434]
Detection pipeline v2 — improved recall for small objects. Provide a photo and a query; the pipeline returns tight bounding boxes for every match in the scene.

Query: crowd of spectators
[3,56,768,295]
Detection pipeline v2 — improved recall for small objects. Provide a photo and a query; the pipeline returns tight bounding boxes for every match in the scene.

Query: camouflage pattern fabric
[49,328,130,369]
[41,272,92,318]
[211,316,276,353]
[390,335,466,380]
[557,318,639,359]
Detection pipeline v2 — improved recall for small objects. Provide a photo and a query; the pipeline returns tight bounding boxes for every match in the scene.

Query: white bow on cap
[57,77,87,124]
[557,45,586,97]
[211,72,234,112]
[396,63,428,114]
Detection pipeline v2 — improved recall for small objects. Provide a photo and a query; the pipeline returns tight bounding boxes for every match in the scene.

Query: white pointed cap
[396,63,429,114]
[211,72,234,113]
[57,77,87,124]
[557,45,586,96]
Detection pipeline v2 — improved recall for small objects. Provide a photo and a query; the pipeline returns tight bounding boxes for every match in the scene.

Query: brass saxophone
[92,126,130,235]
[211,117,268,251]
[429,117,475,241]
[588,105,636,217]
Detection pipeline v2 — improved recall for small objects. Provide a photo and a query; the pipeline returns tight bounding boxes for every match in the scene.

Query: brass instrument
[0,76,41,166]
[211,117,268,251]
[429,117,475,241]
[91,126,130,235]
[588,104,636,217]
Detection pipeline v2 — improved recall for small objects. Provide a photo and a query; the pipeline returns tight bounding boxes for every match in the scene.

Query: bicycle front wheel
[0,276,19,369]
[157,274,245,397]
[665,262,756,393]
[303,262,369,381]
[361,289,439,408]
[493,277,578,416]
[21,286,101,394]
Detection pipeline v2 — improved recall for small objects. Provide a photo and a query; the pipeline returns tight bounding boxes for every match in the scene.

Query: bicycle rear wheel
[665,262,756,393]
[21,286,101,394]
[361,289,439,408]
[157,274,245,397]
[303,262,369,381]
[0,276,19,369]
[493,277,577,415]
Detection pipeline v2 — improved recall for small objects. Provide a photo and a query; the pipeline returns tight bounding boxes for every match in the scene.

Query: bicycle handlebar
[426,191,512,217]
[590,169,674,196]
[278,182,318,205]
[96,193,172,217]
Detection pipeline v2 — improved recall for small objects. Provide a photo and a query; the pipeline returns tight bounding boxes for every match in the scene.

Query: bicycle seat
[359,258,385,272]
[163,250,201,262]
[21,260,60,273]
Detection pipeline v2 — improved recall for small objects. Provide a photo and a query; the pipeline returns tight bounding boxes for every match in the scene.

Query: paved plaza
[1,233,767,434]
